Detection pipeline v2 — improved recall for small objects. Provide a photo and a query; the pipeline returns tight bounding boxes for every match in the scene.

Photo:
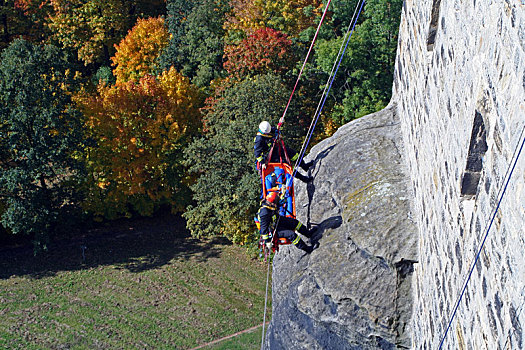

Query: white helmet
[259,121,271,134]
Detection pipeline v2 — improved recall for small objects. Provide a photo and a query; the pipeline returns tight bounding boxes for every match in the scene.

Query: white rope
[260,258,272,350]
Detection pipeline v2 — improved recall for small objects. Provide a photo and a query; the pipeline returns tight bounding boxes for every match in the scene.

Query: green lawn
[0,214,271,349]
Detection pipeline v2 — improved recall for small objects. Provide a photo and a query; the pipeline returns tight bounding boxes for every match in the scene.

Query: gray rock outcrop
[265,102,418,349]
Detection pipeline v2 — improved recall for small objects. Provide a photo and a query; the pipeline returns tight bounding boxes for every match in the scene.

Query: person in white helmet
[253,121,313,183]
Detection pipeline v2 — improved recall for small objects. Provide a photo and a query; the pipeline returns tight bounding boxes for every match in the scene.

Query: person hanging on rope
[258,191,319,254]
[254,121,313,183]
[264,167,293,217]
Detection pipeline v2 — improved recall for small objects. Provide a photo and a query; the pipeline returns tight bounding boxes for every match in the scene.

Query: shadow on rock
[394,258,418,278]
[314,144,336,165]
[305,145,336,225]
[309,215,343,244]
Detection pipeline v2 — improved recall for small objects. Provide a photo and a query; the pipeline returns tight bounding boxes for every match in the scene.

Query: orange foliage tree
[112,16,169,84]
[223,27,294,78]
[77,67,202,219]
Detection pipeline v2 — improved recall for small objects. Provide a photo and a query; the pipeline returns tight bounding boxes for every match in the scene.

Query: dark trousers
[275,216,301,246]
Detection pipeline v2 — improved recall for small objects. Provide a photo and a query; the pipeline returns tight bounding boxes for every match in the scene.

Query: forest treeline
[0,0,401,250]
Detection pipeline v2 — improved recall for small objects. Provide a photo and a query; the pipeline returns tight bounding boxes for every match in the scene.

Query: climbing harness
[438,124,525,349]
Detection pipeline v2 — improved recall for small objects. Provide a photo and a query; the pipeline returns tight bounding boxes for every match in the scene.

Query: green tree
[314,0,402,125]
[183,74,305,243]
[158,0,229,88]
[0,39,86,250]
[157,0,198,74]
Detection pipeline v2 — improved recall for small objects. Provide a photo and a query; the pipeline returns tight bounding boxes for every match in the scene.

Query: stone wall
[393,0,525,348]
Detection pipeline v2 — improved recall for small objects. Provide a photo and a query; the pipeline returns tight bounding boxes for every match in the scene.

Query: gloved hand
[265,241,273,250]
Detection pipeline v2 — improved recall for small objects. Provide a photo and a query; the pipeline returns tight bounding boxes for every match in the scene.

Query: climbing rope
[260,1,336,346]
[438,124,525,349]
[260,256,271,350]
[277,0,332,131]
[259,3,366,349]
[259,2,367,348]
[292,0,365,180]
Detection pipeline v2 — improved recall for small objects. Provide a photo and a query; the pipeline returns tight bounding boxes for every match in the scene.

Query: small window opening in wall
[460,111,488,198]
[427,0,442,51]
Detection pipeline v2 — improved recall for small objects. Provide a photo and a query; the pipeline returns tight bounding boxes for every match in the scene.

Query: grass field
[0,214,271,349]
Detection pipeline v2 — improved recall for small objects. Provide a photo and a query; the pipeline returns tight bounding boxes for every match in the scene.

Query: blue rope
[438,126,525,348]
[292,0,366,180]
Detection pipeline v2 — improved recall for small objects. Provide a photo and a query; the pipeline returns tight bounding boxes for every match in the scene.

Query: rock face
[265,102,418,349]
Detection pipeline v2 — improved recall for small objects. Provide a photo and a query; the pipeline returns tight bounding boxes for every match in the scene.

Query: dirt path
[190,322,269,350]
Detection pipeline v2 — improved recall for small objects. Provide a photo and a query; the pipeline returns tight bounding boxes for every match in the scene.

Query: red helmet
[266,191,278,203]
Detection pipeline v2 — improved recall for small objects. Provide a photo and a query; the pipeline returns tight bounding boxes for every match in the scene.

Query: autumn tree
[224,27,294,79]
[46,0,128,65]
[0,39,86,250]
[224,0,322,38]
[77,67,202,219]
[112,16,169,84]
[46,0,166,66]
[0,0,52,50]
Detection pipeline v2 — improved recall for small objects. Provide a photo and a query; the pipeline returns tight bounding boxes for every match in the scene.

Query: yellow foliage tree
[225,0,323,37]
[112,17,170,84]
[47,0,130,65]
[76,68,202,219]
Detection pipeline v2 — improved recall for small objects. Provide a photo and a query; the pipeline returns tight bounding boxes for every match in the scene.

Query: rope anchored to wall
[438,124,525,348]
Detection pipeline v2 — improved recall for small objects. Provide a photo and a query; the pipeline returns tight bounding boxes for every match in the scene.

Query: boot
[294,172,313,183]
[298,225,318,238]
[300,160,314,172]
[296,240,313,253]
[296,240,319,254]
